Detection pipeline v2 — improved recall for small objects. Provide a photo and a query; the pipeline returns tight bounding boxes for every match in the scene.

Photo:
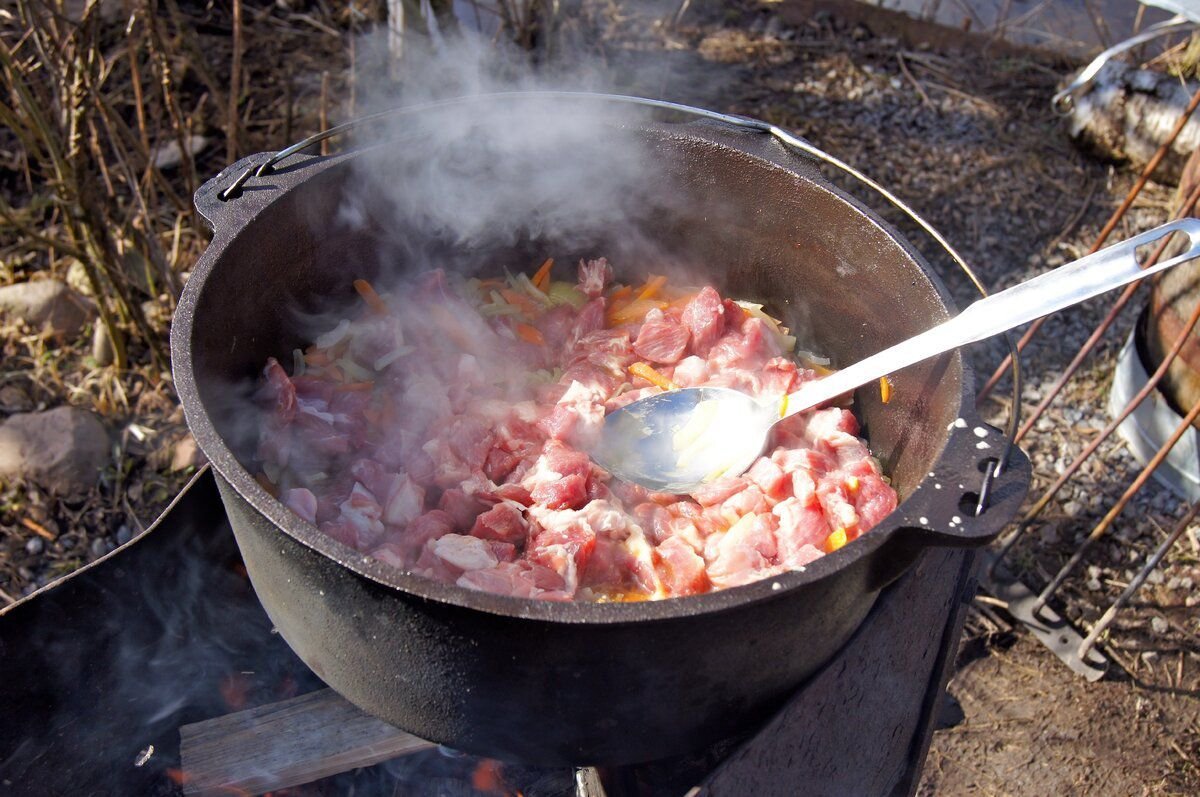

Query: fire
[471,759,504,792]
[165,769,254,796]
[470,759,526,794]
[218,672,250,711]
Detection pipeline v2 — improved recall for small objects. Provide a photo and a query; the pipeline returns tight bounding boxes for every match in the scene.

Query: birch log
[1067,61,1200,185]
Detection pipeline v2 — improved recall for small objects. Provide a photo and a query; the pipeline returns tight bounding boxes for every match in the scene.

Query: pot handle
[894,418,1030,547]
[193,151,279,233]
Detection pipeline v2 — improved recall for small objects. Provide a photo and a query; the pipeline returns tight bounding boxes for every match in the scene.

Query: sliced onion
[314,318,352,349]
[373,346,412,371]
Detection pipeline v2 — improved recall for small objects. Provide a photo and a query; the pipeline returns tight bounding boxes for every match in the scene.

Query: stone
[0,385,34,414]
[0,407,110,498]
[170,434,206,472]
[89,537,110,559]
[0,279,94,339]
[1151,616,1169,635]
[64,259,93,296]
[116,524,133,546]
[91,323,115,367]
[151,135,209,171]
[24,537,43,556]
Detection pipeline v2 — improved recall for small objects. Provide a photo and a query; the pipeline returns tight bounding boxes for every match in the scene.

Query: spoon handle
[780,217,1200,419]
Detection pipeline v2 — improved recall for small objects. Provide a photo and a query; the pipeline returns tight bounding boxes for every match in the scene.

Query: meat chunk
[431,534,500,572]
[633,317,690,364]
[577,258,612,298]
[706,514,780,589]
[282,487,317,524]
[681,287,726,355]
[470,501,528,544]
[654,536,711,596]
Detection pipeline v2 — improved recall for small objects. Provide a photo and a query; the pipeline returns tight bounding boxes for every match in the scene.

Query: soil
[1,0,1198,794]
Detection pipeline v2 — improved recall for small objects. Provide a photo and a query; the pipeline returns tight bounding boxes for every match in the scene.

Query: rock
[116,524,133,546]
[1146,569,1164,585]
[1151,616,1169,635]
[64,259,93,296]
[170,434,206,472]
[89,537,110,559]
[91,323,114,367]
[151,134,209,171]
[24,537,43,556]
[0,280,94,339]
[0,407,110,498]
[0,385,34,414]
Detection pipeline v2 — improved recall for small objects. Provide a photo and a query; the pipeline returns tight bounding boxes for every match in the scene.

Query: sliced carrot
[304,349,332,366]
[499,288,539,317]
[531,257,554,290]
[608,298,668,326]
[824,527,849,553]
[636,274,667,301]
[879,376,892,404]
[515,322,545,345]
[607,284,633,304]
[353,278,388,315]
[629,361,678,391]
[430,304,477,351]
[336,381,375,392]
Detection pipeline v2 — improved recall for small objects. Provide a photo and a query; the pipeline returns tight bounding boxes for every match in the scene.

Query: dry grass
[0,0,361,600]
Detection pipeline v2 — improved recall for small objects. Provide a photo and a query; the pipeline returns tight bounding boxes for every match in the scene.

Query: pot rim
[171,93,995,625]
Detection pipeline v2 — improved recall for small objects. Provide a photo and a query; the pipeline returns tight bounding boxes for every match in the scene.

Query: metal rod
[1031,395,1200,614]
[1011,183,1200,445]
[1051,16,1195,112]
[1077,500,1199,660]
[978,82,1200,402]
[989,182,1200,572]
[990,279,1200,572]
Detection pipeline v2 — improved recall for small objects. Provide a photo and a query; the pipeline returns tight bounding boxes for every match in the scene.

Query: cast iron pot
[171,94,1029,767]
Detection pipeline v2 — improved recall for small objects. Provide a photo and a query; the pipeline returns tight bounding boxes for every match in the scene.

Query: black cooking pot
[172,94,1029,767]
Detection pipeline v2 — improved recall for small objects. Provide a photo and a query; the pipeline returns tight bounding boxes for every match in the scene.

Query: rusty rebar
[990,281,1200,572]
[1012,178,1200,444]
[1031,395,1200,614]
[1077,500,1199,660]
[978,83,1200,402]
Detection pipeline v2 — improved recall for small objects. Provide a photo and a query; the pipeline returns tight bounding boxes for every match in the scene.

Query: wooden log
[1067,60,1200,185]
[178,688,435,796]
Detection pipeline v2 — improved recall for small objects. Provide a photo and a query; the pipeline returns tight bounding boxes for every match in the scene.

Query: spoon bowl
[592,218,1200,493]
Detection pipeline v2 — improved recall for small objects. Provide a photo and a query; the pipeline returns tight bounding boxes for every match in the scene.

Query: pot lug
[896,419,1030,547]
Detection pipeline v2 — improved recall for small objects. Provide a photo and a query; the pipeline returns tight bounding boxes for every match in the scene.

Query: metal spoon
[591,218,1200,494]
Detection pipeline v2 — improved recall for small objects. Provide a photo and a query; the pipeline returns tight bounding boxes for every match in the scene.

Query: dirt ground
[2,0,1198,794]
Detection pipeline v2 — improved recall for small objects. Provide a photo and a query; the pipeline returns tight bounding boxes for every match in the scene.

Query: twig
[0,585,17,606]
[20,517,56,541]
[228,0,242,163]
[897,52,933,108]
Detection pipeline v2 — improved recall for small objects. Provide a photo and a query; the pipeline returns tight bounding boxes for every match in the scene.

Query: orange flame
[166,768,191,786]
[219,673,250,711]
[471,759,505,793]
